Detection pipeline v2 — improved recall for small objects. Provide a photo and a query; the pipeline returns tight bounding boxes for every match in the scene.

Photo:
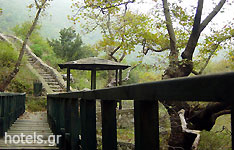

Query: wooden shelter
[58,57,130,91]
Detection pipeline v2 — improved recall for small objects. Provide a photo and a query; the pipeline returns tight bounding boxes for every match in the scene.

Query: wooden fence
[47,72,234,150]
[0,92,25,137]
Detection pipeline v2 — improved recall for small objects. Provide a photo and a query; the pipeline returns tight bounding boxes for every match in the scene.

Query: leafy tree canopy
[48,27,97,61]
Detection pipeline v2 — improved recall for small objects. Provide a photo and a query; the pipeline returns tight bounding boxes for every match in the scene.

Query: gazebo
[58,57,130,91]
[58,57,130,109]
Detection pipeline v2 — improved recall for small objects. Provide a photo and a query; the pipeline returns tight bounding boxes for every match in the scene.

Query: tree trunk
[0,2,45,92]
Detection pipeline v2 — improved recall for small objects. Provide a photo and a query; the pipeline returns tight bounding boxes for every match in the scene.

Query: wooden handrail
[0,93,26,137]
[49,72,234,102]
[47,72,234,150]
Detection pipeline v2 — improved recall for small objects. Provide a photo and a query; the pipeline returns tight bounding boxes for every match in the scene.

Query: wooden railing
[47,72,234,150]
[0,93,26,137]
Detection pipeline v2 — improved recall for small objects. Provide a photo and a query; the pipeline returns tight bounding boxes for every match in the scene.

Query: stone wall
[96,109,134,129]
[97,135,134,150]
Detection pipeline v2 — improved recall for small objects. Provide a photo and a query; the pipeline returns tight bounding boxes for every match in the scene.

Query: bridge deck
[0,112,58,149]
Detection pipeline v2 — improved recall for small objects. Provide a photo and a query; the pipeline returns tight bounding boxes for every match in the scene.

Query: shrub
[31,44,43,57]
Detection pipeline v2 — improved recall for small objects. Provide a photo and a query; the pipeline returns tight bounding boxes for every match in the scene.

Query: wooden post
[80,99,97,150]
[232,103,234,150]
[115,70,118,86]
[119,69,122,86]
[67,68,71,92]
[101,100,117,150]
[91,69,96,90]
[134,100,159,150]
[119,69,122,109]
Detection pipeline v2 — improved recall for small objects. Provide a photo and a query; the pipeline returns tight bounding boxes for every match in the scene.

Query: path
[0,112,59,149]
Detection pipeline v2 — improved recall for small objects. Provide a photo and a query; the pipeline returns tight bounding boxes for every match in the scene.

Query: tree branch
[119,51,126,62]
[110,55,118,62]
[162,0,178,63]
[110,45,121,56]
[122,63,140,82]
[35,0,39,8]
[199,0,226,33]
[87,0,135,12]
[181,0,203,60]
[213,109,231,120]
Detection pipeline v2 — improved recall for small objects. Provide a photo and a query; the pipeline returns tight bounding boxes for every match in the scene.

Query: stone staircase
[0,33,67,94]
[26,53,64,93]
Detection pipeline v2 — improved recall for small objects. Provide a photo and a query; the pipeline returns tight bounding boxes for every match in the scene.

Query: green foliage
[0,41,18,84]
[125,65,162,84]
[202,60,233,75]
[31,44,43,57]
[26,96,47,112]
[11,21,41,40]
[48,27,96,61]
[11,21,64,69]
[0,41,37,93]
[0,41,17,68]
[7,64,38,94]
[198,115,231,150]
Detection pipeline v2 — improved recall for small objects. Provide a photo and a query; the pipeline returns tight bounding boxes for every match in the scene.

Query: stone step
[49,85,61,89]
[44,79,57,82]
[43,76,54,79]
[39,72,49,75]
[52,89,64,92]
[47,82,59,85]
[40,74,51,76]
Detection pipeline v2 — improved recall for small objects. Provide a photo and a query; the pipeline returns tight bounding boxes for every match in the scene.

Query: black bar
[67,68,71,92]
[91,69,96,90]
[232,103,234,150]
[134,100,159,150]
[80,99,97,150]
[101,100,117,150]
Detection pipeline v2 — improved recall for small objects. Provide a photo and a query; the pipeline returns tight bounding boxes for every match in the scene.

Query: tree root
[178,109,201,150]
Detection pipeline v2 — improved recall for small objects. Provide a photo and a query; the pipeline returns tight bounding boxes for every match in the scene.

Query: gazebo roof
[58,57,130,70]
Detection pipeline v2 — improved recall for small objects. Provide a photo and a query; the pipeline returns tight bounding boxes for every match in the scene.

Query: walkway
[0,112,58,149]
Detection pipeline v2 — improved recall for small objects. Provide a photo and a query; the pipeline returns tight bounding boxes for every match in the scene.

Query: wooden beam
[67,68,70,92]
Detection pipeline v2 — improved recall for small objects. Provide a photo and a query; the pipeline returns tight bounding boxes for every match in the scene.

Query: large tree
[0,0,51,92]
[71,0,234,149]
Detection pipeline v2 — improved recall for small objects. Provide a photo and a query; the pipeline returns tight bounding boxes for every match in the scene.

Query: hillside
[0,0,101,44]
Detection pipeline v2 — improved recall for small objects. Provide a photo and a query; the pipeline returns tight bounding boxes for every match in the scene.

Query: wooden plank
[80,99,97,150]
[9,127,51,131]
[134,100,159,150]
[101,100,117,150]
